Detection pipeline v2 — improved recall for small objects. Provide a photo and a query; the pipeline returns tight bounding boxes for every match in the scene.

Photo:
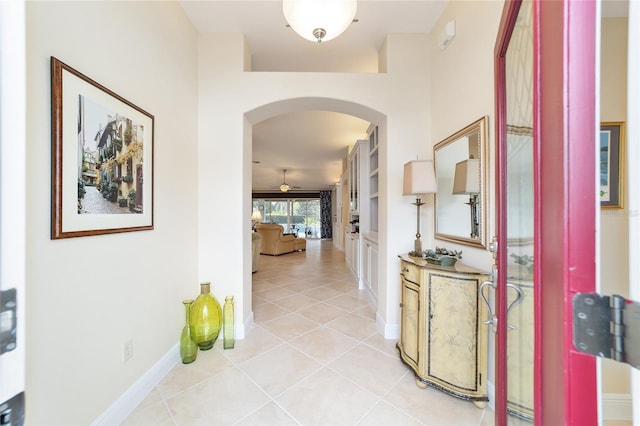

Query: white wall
[26,2,199,423]
[429,0,503,268]
[600,16,630,396]
[197,33,431,339]
[428,0,505,406]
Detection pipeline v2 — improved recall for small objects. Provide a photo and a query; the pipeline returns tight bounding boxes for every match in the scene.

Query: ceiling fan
[279,169,301,192]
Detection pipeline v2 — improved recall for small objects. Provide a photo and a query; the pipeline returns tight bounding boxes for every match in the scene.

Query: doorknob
[480,280,498,333]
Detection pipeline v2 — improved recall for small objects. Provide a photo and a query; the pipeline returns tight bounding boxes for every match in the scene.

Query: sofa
[251,232,263,272]
[293,237,306,251]
[255,223,294,255]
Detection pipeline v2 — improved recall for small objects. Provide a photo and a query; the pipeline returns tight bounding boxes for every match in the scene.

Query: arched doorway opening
[243,97,387,333]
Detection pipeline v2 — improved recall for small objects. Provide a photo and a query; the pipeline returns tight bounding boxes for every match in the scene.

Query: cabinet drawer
[400,261,422,284]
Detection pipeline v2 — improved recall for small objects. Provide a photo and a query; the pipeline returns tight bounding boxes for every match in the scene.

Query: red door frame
[538,0,598,424]
[495,1,598,425]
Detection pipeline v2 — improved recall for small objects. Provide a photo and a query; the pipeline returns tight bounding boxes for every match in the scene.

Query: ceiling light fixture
[280,169,291,192]
[283,0,358,43]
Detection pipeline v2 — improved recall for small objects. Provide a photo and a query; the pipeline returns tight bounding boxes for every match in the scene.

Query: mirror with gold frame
[433,117,488,248]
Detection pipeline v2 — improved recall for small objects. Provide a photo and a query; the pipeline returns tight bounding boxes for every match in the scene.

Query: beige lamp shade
[452,159,480,195]
[251,209,263,222]
[403,160,437,195]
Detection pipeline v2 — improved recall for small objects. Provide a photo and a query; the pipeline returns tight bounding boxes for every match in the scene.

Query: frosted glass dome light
[283,0,357,43]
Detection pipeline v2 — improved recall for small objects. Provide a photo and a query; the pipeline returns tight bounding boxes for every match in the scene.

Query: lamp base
[409,238,423,257]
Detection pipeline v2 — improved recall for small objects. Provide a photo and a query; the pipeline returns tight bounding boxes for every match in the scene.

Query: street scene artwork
[599,122,623,209]
[51,57,154,239]
[78,94,145,215]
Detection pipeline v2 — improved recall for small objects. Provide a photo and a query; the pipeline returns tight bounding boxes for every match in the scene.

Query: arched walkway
[244,97,387,335]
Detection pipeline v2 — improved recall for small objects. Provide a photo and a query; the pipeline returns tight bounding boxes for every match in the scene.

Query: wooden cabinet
[397,254,490,408]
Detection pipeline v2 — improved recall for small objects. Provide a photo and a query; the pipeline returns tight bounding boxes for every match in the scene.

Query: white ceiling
[178,0,448,191]
[178,0,628,191]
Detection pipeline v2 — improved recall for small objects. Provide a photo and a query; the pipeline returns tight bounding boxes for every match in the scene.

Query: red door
[494,1,598,424]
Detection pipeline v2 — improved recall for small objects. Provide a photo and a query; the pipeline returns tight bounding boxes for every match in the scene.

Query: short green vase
[180,299,198,364]
[190,282,222,350]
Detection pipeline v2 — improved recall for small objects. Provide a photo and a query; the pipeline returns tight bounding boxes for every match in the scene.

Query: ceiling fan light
[280,169,290,192]
[283,0,357,43]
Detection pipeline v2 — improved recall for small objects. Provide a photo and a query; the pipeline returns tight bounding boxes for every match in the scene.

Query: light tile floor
[123,240,498,425]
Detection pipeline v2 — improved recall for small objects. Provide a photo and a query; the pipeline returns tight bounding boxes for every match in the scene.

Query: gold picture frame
[600,122,624,209]
[51,57,154,239]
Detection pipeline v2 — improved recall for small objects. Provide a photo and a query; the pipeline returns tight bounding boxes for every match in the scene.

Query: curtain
[320,190,332,239]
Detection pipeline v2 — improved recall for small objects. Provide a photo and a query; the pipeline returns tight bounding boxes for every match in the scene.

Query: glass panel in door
[500,0,535,423]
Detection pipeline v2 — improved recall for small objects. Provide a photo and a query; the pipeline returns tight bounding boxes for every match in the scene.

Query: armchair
[255,223,295,256]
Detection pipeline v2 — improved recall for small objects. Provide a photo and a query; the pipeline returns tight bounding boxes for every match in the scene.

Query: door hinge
[573,293,640,369]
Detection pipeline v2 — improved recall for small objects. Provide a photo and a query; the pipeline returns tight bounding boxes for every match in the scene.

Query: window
[253,198,321,238]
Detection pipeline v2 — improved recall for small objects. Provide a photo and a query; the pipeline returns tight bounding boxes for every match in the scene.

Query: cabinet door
[369,243,378,298]
[427,272,482,394]
[400,277,420,370]
[362,241,371,288]
[345,232,352,266]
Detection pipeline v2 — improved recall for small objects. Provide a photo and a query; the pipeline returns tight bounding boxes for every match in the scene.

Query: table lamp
[251,209,263,230]
[452,158,480,238]
[403,160,438,256]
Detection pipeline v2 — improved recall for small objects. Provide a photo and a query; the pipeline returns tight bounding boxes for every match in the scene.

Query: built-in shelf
[368,125,379,233]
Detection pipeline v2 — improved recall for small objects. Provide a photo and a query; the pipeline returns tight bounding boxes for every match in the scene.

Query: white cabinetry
[345,229,353,267]
[348,140,369,232]
[346,140,369,287]
[346,135,379,303]
[345,230,359,279]
[362,235,378,302]
[368,125,379,233]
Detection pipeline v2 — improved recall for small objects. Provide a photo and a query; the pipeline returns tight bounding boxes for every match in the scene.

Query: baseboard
[91,344,179,426]
[241,311,254,339]
[377,313,399,340]
[602,393,632,420]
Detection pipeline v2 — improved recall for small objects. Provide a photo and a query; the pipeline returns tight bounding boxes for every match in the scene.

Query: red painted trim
[537,0,597,424]
[494,2,522,425]
[532,0,543,424]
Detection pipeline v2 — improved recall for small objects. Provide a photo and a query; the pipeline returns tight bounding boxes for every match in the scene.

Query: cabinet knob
[399,303,404,308]
[402,267,409,273]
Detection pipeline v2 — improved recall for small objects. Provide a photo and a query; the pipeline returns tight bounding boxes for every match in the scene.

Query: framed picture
[599,122,625,209]
[51,57,154,239]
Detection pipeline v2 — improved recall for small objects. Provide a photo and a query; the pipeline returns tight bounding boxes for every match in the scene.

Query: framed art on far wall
[599,122,625,209]
[51,57,154,239]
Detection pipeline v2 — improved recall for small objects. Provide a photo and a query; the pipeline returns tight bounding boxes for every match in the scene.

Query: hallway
[123,240,495,425]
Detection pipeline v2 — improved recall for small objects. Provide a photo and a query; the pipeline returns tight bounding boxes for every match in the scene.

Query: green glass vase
[180,299,198,364]
[223,296,235,349]
[190,282,222,350]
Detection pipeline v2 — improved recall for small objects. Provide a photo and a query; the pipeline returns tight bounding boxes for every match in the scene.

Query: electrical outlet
[122,339,133,362]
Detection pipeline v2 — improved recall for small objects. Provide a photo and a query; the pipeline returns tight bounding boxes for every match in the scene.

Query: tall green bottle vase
[180,299,198,364]
[223,296,234,349]
[190,282,222,350]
